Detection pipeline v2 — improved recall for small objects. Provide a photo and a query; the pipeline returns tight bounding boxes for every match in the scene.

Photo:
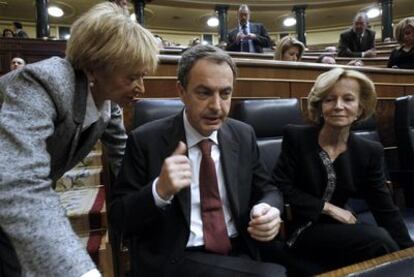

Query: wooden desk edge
[317,247,414,277]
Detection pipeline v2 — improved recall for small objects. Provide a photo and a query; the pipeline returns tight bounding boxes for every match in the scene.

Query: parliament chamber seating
[394,96,414,239]
[347,117,390,224]
[132,98,184,129]
[230,98,304,171]
[345,116,414,240]
[394,96,414,208]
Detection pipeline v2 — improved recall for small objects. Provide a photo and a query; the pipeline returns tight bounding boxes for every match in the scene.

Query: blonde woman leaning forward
[274,36,305,61]
[273,68,413,274]
[0,2,158,277]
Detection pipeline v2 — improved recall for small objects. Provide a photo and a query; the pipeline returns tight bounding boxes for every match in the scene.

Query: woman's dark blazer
[273,125,413,249]
[387,47,414,69]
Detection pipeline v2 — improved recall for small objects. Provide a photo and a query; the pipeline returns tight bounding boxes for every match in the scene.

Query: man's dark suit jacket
[338,28,376,57]
[15,29,28,38]
[273,125,413,249]
[226,22,271,53]
[110,112,283,276]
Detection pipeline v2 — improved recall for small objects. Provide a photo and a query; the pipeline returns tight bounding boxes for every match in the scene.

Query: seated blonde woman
[387,17,414,69]
[274,36,305,61]
[273,68,413,274]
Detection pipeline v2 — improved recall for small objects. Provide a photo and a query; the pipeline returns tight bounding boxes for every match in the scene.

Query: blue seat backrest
[348,116,384,216]
[351,116,381,142]
[133,99,184,129]
[394,95,414,208]
[395,95,414,170]
[230,98,304,171]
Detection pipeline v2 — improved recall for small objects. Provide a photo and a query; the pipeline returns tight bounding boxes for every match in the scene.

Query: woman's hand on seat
[323,202,357,224]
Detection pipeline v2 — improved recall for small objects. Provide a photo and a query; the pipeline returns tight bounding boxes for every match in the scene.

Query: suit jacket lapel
[218,122,240,218]
[65,70,88,169]
[163,112,191,226]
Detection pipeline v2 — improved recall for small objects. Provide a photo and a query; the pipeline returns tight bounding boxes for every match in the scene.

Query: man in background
[13,22,28,38]
[338,12,376,57]
[226,4,271,53]
[9,57,26,71]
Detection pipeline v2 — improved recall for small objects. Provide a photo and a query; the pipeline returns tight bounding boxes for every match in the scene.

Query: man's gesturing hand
[156,141,192,200]
[248,203,282,241]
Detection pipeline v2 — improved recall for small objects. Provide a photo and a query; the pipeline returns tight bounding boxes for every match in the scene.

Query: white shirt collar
[82,87,111,130]
[182,110,218,149]
[239,21,250,30]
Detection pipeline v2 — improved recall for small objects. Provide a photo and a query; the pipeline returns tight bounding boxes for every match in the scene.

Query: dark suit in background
[338,28,375,57]
[110,113,285,276]
[273,125,413,271]
[14,29,28,38]
[226,23,271,53]
[387,47,414,69]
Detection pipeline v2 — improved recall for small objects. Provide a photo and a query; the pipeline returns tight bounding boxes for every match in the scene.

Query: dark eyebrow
[193,84,233,92]
[220,86,233,92]
[194,85,212,91]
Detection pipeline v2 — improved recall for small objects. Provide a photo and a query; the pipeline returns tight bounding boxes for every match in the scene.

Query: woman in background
[273,68,413,274]
[2,28,14,37]
[388,17,414,69]
[0,2,158,276]
[274,36,305,61]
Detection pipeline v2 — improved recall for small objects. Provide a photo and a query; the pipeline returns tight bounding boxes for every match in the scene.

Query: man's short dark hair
[13,22,23,29]
[177,44,237,89]
[353,12,368,24]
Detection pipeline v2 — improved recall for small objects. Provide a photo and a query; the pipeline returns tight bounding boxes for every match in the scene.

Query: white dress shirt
[152,110,238,247]
[239,21,255,53]
[82,88,111,131]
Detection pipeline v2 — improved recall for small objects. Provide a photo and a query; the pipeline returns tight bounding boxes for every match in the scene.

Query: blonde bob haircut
[274,36,305,61]
[66,2,159,74]
[307,68,377,125]
[394,17,414,46]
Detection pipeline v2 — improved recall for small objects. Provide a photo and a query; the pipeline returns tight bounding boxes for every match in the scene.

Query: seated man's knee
[373,227,399,253]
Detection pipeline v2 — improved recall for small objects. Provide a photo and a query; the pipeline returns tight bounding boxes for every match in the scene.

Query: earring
[89,81,95,88]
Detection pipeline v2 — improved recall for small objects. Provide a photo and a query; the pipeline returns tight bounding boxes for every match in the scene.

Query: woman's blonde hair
[274,36,305,61]
[307,68,377,125]
[394,17,414,46]
[66,2,158,74]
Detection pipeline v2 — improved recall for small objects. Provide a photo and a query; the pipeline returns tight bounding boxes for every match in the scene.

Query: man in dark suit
[110,45,285,277]
[12,22,28,38]
[338,12,376,57]
[226,4,271,53]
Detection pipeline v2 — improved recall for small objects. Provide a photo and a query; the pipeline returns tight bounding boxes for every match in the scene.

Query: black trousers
[168,238,286,277]
[290,223,399,273]
[0,228,21,277]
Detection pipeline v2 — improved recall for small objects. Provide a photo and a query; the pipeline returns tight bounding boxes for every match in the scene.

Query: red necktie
[198,139,232,255]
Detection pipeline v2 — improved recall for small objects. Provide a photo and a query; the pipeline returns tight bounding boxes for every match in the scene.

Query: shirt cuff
[152,177,173,208]
[80,269,101,277]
